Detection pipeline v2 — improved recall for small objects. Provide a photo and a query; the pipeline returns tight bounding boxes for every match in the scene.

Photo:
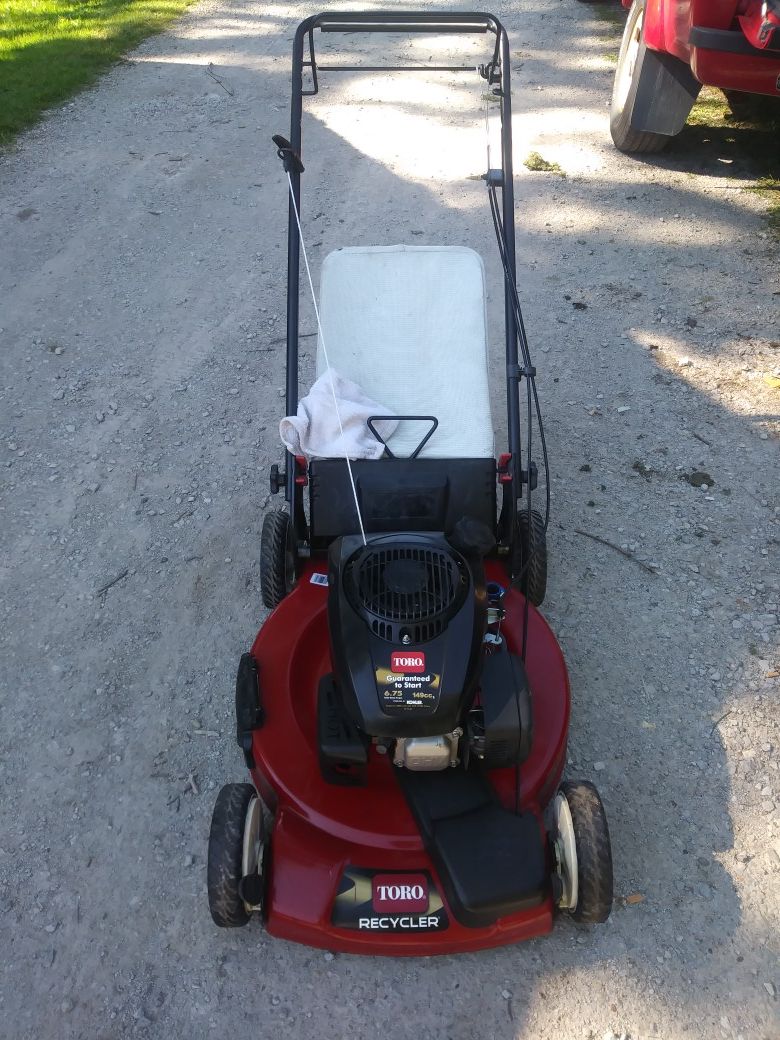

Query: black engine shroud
[320,530,546,927]
[327,533,487,739]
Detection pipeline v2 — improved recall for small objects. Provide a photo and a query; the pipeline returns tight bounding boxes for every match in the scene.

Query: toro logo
[372,874,428,913]
[390,651,426,674]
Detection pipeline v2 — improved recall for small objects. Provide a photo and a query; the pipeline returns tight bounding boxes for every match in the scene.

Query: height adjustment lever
[272,134,305,174]
[270,463,286,494]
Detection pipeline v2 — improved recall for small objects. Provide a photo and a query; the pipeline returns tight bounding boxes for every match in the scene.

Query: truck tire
[610,0,699,153]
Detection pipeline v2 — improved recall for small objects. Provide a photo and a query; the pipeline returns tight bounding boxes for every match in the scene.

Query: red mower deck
[248,560,570,955]
[207,11,614,954]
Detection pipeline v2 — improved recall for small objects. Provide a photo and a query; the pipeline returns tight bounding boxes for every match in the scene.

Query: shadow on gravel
[631,114,780,185]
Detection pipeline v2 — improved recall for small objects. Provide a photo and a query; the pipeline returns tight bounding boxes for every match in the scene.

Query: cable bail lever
[272,134,305,174]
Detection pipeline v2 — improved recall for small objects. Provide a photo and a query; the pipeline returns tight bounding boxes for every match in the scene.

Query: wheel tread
[207,783,256,928]
[517,509,548,606]
[560,780,614,924]
[261,510,291,609]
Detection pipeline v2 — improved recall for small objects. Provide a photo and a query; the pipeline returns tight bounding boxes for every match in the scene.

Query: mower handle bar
[282,12,522,528]
[305,11,499,32]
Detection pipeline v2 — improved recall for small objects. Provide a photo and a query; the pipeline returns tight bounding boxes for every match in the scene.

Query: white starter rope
[285,171,368,546]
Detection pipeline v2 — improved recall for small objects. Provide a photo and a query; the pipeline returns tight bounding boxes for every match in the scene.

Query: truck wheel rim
[615,6,643,110]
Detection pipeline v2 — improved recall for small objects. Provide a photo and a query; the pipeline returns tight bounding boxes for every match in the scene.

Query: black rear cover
[309,458,496,548]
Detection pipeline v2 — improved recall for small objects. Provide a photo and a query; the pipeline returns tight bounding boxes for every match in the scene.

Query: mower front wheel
[551,780,613,924]
[261,509,296,609]
[207,783,266,928]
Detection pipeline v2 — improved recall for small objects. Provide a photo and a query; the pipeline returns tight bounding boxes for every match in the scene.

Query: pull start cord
[285,171,368,547]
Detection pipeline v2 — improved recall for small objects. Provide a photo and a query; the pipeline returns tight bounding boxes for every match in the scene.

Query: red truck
[610,0,780,151]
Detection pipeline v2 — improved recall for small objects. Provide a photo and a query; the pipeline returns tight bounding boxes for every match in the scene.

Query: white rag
[279,369,398,460]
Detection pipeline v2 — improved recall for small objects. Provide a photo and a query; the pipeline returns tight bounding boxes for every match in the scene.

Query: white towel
[279,369,398,461]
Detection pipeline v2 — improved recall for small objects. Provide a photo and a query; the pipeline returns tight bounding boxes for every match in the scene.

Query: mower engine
[321,532,531,781]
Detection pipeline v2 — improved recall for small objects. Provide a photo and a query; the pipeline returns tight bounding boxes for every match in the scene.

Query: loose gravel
[1,1,778,1038]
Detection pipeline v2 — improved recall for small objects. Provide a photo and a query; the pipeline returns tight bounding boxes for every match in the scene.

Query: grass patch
[686,85,731,128]
[591,1,625,28]
[523,151,565,176]
[0,0,197,143]
[756,176,780,237]
[685,86,780,237]
[588,0,625,62]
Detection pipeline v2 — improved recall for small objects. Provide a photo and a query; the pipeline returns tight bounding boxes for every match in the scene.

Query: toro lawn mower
[207,11,614,955]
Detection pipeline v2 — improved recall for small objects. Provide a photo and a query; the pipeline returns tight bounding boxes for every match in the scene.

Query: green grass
[686,86,780,238]
[523,151,565,176]
[591,1,625,27]
[590,1,625,63]
[0,0,196,143]
[756,176,780,237]
[686,85,731,128]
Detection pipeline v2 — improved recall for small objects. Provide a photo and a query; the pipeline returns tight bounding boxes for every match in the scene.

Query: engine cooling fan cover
[343,538,469,644]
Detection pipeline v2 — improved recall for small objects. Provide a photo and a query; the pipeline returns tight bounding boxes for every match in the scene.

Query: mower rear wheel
[261,509,296,609]
[556,780,613,924]
[207,783,259,928]
[513,509,548,606]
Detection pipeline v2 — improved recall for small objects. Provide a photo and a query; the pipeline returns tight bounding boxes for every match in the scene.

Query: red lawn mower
[207,11,614,955]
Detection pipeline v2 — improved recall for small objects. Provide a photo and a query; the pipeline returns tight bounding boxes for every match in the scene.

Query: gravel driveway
[1,1,778,1038]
